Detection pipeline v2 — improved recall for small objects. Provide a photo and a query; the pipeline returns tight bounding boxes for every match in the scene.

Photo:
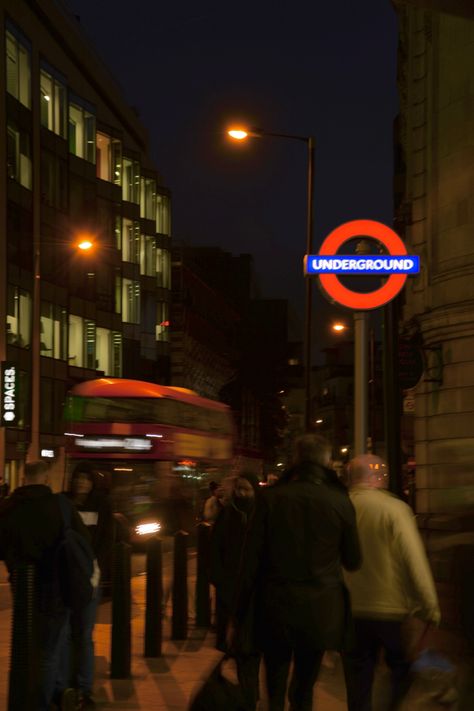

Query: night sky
[68,0,399,355]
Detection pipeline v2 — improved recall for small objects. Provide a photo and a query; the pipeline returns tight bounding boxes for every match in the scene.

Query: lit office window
[96,327,111,374]
[85,320,96,369]
[114,274,122,314]
[122,279,140,324]
[68,315,84,366]
[156,248,171,289]
[96,132,122,184]
[122,218,140,263]
[114,215,122,250]
[140,177,156,220]
[156,302,169,342]
[156,194,171,235]
[5,28,30,108]
[41,151,67,209]
[112,332,122,376]
[140,235,156,277]
[40,68,66,137]
[69,102,96,163]
[7,285,31,347]
[122,157,140,203]
[40,302,67,359]
[7,123,32,189]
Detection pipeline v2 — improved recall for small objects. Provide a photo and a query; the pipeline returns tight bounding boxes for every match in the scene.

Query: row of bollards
[8,523,215,698]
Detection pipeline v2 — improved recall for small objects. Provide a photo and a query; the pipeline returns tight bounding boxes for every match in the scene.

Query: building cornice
[392,0,474,18]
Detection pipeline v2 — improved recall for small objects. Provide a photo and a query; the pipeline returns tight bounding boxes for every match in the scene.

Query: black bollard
[195,522,212,627]
[144,535,163,657]
[8,564,38,710]
[110,541,132,678]
[172,530,189,640]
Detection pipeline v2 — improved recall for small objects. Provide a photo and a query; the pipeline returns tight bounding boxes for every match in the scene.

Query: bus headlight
[135,521,161,536]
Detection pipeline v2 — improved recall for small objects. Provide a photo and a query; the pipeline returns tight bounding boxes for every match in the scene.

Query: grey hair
[293,434,332,467]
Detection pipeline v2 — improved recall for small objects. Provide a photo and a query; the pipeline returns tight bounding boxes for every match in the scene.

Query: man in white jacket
[343,454,441,711]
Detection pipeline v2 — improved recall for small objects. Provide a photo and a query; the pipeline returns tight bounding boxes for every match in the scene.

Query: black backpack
[56,494,95,611]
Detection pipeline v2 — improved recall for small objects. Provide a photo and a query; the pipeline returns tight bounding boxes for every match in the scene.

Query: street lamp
[28,233,97,463]
[228,126,315,431]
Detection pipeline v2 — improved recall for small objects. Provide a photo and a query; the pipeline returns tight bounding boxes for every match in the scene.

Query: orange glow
[332,322,346,333]
[228,129,248,140]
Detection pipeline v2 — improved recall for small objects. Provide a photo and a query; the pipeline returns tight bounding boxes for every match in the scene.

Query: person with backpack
[59,462,114,710]
[0,460,92,711]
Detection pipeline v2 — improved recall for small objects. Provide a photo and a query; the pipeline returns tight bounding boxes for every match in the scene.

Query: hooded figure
[210,472,263,710]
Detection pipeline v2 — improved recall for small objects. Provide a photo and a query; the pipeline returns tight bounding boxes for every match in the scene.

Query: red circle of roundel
[318,219,408,310]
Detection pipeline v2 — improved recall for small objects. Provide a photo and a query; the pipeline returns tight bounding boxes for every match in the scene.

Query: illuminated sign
[1,363,17,426]
[75,436,153,452]
[41,449,55,458]
[304,219,420,310]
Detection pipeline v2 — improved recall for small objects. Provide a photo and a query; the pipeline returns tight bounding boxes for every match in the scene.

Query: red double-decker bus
[64,378,234,541]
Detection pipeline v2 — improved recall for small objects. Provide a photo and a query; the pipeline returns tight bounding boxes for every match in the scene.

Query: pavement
[0,556,350,710]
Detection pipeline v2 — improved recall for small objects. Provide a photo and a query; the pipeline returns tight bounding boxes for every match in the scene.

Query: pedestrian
[237,434,361,711]
[59,462,114,710]
[343,454,441,711]
[0,460,90,711]
[210,473,264,711]
[202,480,223,523]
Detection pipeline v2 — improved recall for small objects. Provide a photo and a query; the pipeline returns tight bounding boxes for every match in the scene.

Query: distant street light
[332,322,347,333]
[315,418,323,424]
[77,239,95,251]
[227,125,316,431]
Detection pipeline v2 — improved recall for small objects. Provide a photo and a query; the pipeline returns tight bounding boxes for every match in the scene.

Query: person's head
[346,454,388,489]
[233,472,260,513]
[209,480,219,495]
[24,461,49,485]
[70,462,96,497]
[293,434,332,469]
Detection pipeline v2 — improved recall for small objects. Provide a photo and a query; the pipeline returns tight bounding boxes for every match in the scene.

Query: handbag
[188,656,248,711]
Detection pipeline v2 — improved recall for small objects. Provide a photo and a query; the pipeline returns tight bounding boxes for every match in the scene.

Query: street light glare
[228,129,248,140]
[332,322,346,333]
[77,240,94,251]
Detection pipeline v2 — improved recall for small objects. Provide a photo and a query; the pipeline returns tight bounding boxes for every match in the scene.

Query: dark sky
[68,0,399,352]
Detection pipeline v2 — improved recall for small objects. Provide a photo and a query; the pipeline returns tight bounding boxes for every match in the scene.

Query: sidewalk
[0,564,349,710]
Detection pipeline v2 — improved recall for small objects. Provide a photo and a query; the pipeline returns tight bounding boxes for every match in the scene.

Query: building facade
[0,0,171,489]
[394,0,474,649]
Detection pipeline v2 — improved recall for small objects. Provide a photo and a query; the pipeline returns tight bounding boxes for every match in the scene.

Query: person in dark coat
[0,460,90,711]
[210,472,263,711]
[59,462,114,710]
[239,434,361,711]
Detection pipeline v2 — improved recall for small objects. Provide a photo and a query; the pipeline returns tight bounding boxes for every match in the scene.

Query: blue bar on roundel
[304,255,420,275]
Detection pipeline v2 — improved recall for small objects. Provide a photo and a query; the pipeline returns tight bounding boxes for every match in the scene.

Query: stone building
[394,0,474,651]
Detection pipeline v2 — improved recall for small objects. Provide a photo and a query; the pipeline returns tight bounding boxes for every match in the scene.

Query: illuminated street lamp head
[77,239,94,251]
[228,128,249,140]
[332,322,347,333]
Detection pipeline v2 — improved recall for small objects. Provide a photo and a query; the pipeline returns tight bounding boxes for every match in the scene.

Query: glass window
[140,235,156,277]
[156,301,169,342]
[122,218,140,263]
[7,285,31,347]
[122,157,140,203]
[96,132,122,183]
[112,332,122,376]
[69,102,96,163]
[40,68,66,137]
[41,151,67,210]
[122,279,140,324]
[96,327,111,374]
[114,273,122,314]
[156,248,171,288]
[5,29,30,108]
[114,215,122,250]
[7,123,32,190]
[140,177,156,220]
[68,314,83,366]
[85,320,96,369]
[156,194,171,235]
[41,302,67,359]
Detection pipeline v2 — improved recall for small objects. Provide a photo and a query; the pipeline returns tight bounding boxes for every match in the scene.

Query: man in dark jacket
[240,434,361,711]
[0,460,90,711]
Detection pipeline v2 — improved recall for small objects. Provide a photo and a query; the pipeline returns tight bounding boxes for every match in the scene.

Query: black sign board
[1,362,17,426]
[399,338,424,390]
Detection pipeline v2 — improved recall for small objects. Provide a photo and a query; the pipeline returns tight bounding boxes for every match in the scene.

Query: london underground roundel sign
[304,219,420,310]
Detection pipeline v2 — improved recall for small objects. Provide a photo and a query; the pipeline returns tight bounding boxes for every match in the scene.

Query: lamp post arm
[249,128,313,144]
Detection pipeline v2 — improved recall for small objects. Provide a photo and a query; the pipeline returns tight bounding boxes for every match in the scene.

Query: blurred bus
[64,378,234,543]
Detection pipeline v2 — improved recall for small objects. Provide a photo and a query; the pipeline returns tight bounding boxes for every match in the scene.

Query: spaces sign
[1,362,17,426]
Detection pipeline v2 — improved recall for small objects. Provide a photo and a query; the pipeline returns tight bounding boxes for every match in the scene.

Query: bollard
[195,522,212,627]
[8,564,38,710]
[144,535,163,657]
[110,541,132,678]
[172,530,189,640]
